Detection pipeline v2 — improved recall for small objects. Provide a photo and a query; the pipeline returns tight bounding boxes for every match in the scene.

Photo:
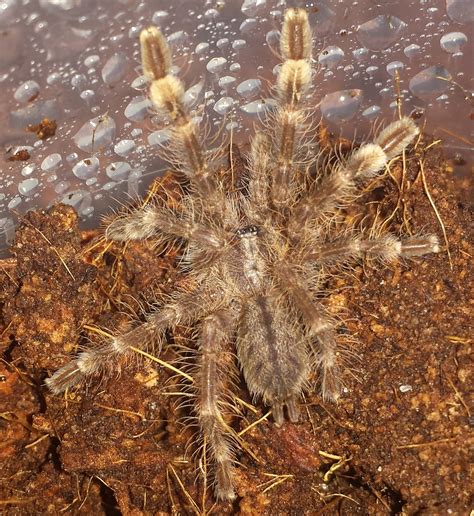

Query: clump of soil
[0,139,472,514]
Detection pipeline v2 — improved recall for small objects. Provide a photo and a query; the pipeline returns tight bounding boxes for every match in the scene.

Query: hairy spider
[46,8,439,501]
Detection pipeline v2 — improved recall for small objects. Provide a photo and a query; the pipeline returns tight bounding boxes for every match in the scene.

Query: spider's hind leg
[191,310,239,501]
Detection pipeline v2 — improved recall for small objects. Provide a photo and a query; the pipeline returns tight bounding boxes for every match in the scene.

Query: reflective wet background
[0,0,472,251]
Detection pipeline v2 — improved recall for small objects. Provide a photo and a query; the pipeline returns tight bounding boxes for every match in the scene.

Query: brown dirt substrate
[0,139,472,515]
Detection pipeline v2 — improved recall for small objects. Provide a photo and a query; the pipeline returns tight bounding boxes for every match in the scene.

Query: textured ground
[0,137,472,515]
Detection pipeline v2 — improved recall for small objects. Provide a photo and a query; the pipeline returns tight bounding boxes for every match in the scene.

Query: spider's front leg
[105,201,226,252]
[270,8,313,209]
[140,26,224,217]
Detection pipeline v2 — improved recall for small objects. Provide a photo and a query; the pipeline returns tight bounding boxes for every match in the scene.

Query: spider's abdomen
[237,295,309,426]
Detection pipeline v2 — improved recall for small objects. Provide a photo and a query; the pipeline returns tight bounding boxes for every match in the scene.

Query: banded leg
[46,288,221,394]
[288,117,419,234]
[246,132,273,221]
[271,8,313,208]
[303,234,440,265]
[140,27,222,213]
[277,264,341,402]
[195,311,237,501]
[105,203,226,251]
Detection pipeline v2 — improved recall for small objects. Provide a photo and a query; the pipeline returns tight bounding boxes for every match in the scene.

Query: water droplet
[152,10,169,25]
[14,80,40,103]
[41,153,62,171]
[409,66,452,99]
[318,46,344,69]
[241,0,266,17]
[357,15,406,51]
[308,4,336,36]
[54,181,69,194]
[217,38,229,49]
[71,73,87,89]
[167,30,188,47]
[80,90,96,105]
[214,96,234,115]
[352,48,369,62]
[72,157,99,180]
[206,57,227,74]
[10,99,59,129]
[404,44,421,58]
[320,90,363,123]
[101,53,127,85]
[240,99,276,116]
[362,105,381,118]
[46,72,61,85]
[114,139,136,156]
[386,61,405,77]
[21,164,36,176]
[73,115,116,152]
[61,190,92,211]
[204,8,219,19]
[148,129,170,146]
[446,0,474,23]
[440,32,468,53]
[106,161,131,180]
[84,54,100,68]
[131,75,147,90]
[195,42,210,55]
[239,18,257,34]
[8,196,22,210]
[218,76,236,89]
[183,81,205,109]
[236,78,261,99]
[124,95,152,122]
[18,178,39,196]
[232,39,246,50]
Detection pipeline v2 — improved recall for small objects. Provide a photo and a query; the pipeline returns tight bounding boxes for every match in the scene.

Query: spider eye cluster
[237,225,260,238]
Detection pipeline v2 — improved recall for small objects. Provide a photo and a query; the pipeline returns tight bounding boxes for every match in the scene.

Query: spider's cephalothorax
[46,8,439,501]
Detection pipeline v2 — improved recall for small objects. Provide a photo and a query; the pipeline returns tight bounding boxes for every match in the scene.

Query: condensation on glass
[0,0,472,251]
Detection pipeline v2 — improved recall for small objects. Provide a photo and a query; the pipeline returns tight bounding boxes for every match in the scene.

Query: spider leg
[105,202,226,252]
[276,264,341,402]
[245,132,272,221]
[302,233,440,265]
[288,117,419,233]
[46,288,221,394]
[270,8,313,209]
[140,27,222,215]
[194,310,238,501]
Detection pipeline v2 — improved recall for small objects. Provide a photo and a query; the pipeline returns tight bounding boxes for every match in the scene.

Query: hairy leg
[288,117,419,234]
[194,310,238,501]
[270,8,313,209]
[46,288,221,394]
[105,202,226,252]
[302,233,440,265]
[140,27,223,215]
[276,263,341,402]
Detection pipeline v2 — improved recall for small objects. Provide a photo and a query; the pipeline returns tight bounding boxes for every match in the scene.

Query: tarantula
[47,8,439,501]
